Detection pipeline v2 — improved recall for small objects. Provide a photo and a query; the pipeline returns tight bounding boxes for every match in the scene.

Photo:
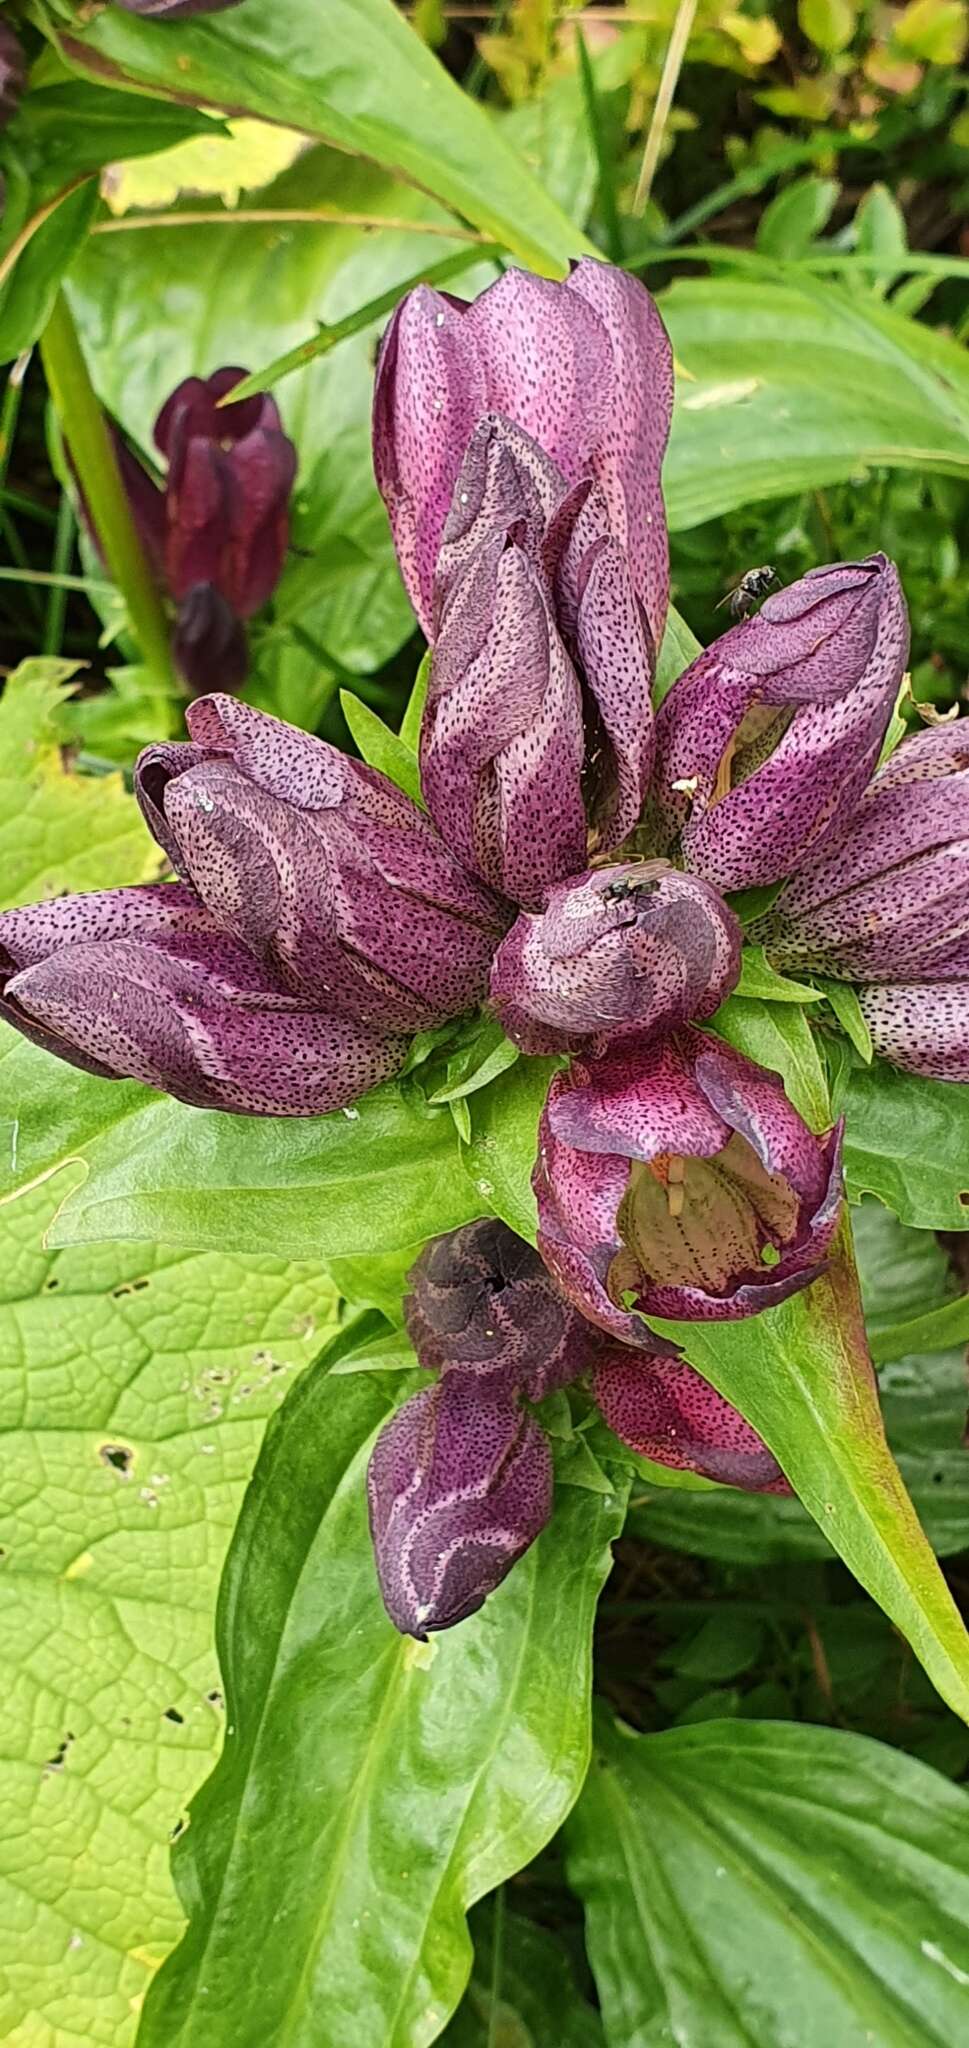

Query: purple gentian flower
[489,861,741,1054]
[651,556,909,891]
[367,1372,552,1639]
[135,695,508,1032]
[753,721,969,1082]
[0,884,404,1115]
[534,1027,843,1333]
[421,413,655,906]
[373,257,674,651]
[592,1347,787,1493]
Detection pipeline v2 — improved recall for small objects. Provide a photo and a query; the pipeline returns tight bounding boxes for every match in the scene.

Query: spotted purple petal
[856,983,969,1083]
[0,881,404,1114]
[422,416,654,906]
[754,720,969,982]
[372,259,673,642]
[652,555,909,891]
[135,696,508,1031]
[593,1347,788,1492]
[490,862,741,1054]
[367,1374,553,1638]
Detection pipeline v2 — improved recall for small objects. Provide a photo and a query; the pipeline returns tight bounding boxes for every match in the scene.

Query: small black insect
[717,564,778,621]
[601,874,660,907]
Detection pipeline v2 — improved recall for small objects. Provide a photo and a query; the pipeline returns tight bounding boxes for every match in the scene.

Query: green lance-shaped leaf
[567,1709,969,2048]
[55,0,588,274]
[646,1223,969,1722]
[137,1323,627,2048]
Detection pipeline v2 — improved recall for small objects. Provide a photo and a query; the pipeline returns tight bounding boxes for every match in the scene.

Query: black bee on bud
[717,564,778,620]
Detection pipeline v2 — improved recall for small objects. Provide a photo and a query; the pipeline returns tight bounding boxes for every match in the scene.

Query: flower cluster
[1,258,964,1637]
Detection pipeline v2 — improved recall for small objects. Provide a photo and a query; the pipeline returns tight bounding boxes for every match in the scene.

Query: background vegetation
[1,2,968,2043]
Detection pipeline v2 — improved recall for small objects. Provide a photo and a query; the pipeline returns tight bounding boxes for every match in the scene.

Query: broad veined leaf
[67,146,493,681]
[646,1228,969,1721]
[662,276,969,530]
[0,659,162,909]
[462,1055,560,1242]
[567,1711,969,2048]
[839,1059,969,1230]
[440,1901,605,2047]
[0,1174,336,2048]
[57,0,588,274]
[137,1323,627,2048]
[0,80,218,359]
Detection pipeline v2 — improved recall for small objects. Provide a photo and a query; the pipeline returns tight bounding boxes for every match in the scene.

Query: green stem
[38,290,174,685]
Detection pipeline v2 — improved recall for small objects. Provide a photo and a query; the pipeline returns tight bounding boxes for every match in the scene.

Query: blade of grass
[222,246,499,404]
[0,350,30,496]
[0,486,58,527]
[633,0,699,216]
[0,509,44,622]
[39,291,175,686]
[576,28,623,264]
[42,493,77,658]
[0,567,114,594]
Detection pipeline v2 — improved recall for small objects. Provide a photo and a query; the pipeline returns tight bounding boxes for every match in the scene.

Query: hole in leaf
[99,1443,134,1475]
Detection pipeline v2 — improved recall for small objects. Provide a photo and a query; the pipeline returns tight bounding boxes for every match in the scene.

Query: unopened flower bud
[0,884,403,1115]
[489,862,741,1053]
[652,555,909,891]
[404,1216,605,1397]
[367,1374,552,1638]
[135,695,508,1032]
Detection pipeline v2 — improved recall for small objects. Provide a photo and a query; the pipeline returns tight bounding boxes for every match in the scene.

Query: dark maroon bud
[172,584,249,696]
[154,368,297,620]
[404,1216,607,1397]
